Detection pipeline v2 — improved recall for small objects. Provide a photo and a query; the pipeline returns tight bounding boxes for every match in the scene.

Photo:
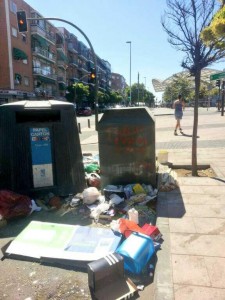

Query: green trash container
[98,107,156,188]
[0,100,86,196]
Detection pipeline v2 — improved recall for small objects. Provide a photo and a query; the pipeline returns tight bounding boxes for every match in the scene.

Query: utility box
[98,107,156,188]
[0,100,86,196]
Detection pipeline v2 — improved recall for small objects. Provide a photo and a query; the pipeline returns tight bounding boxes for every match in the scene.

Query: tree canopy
[201,1,225,48]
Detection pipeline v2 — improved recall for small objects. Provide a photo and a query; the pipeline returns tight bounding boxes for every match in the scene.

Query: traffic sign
[210,72,225,81]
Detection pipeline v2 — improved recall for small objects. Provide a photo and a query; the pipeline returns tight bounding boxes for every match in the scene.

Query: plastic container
[128,208,139,224]
[158,150,168,164]
[116,232,155,274]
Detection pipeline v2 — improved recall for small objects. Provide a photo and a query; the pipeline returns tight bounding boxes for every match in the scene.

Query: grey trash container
[0,100,86,196]
[98,107,156,188]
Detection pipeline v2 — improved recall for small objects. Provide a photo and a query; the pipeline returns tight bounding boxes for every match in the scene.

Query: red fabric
[0,190,31,219]
[119,218,146,238]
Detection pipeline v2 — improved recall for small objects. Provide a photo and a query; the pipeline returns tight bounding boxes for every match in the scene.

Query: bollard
[78,122,81,133]
[88,119,91,128]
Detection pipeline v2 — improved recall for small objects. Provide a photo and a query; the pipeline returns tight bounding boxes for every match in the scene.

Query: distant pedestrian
[173,95,185,135]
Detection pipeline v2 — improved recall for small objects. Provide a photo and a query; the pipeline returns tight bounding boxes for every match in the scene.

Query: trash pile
[0,152,167,298]
[157,162,179,192]
[0,190,41,224]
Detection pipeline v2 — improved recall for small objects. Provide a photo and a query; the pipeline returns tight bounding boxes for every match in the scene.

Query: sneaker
[174,130,178,135]
[180,128,183,134]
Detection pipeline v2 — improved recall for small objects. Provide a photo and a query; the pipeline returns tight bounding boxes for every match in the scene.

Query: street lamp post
[144,77,146,103]
[126,41,132,105]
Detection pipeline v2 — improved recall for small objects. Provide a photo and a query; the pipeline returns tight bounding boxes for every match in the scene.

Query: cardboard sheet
[6,221,122,262]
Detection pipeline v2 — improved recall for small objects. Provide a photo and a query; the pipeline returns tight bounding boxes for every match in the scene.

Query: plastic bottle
[128,208,139,224]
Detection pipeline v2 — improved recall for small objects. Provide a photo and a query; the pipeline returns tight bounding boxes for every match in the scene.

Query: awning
[57,49,68,62]
[32,35,49,48]
[13,48,28,60]
[35,75,56,84]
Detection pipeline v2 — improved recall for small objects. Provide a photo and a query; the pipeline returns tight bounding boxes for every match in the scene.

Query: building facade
[0,0,112,104]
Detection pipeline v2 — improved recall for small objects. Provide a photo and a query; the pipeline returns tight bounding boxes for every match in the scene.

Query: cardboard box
[142,224,162,241]
[87,253,138,300]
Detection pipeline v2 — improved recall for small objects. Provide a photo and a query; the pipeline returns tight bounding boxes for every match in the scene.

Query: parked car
[76,107,92,116]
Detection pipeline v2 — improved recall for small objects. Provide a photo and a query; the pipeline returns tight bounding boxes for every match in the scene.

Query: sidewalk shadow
[156,187,186,219]
[180,132,200,138]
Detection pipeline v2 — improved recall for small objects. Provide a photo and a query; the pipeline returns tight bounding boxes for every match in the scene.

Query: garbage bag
[83,187,100,205]
[87,173,101,189]
[84,164,100,174]
[0,190,32,219]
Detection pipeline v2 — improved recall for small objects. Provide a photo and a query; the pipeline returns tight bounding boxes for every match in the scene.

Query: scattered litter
[137,285,145,291]
[87,173,101,188]
[128,207,139,224]
[141,224,162,241]
[82,187,100,205]
[0,190,32,219]
[108,193,124,206]
[116,232,155,274]
[158,163,179,192]
[30,200,42,214]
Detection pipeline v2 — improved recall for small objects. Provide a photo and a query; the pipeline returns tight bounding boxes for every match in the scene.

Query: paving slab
[169,217,196,233]
[193,218,225,235]
[204,257,225,288]
[172,254,211,286]
[170,233,225,257]
[174,284,225,300]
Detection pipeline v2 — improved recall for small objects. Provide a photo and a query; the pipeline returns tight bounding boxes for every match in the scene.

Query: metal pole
[27,17,99,129]
[144,77,146,104]
[222,82,225,116]
[137,72,139,105]
[126,41,131,105]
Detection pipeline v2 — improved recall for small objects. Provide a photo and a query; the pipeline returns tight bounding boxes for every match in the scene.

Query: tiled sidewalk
[154,108,225,300]
[155,177,225,300]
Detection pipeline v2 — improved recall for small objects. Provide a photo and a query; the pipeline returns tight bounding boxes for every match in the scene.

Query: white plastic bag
[109,193,124,206]
[82,187,100,205]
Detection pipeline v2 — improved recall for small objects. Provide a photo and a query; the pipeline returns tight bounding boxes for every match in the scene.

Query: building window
[10,1,17,14]
[21,34,27,43]
[15,73,22,85]
[12,27,17,37]
[24,77,29,86]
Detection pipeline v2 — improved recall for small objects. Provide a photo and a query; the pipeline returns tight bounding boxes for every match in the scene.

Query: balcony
[32,47,56,63]
[69,58,78,67]
[57,60,67,69]
[78,52,88,61]
[31,25,56,44]
[77,63,89,73]
[33,67,57,83]
[57,49,68,62]
[68,42,78,54]
[57,76,66,83]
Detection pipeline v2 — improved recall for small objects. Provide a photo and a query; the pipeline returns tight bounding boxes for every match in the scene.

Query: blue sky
[25,0,224,100]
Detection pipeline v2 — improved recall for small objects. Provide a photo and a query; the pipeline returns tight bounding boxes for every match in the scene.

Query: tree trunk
[192,70,201,176]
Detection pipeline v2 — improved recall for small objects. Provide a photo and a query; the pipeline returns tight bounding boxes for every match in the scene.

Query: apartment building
[0,0,34,103]
[0,0,112,104]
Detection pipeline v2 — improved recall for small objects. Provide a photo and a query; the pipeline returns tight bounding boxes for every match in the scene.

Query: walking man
[173,95,185,135]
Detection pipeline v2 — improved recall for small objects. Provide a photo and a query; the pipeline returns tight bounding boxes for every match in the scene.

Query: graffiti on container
[108,126,149,154]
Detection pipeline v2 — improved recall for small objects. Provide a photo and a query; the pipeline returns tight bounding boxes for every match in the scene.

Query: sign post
[210,72,225,81]
[210,72,225,116]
